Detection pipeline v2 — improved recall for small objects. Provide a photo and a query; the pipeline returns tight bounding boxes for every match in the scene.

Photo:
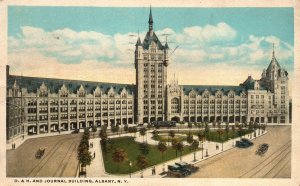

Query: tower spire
[272,43,275,59]
[148,5,153,35]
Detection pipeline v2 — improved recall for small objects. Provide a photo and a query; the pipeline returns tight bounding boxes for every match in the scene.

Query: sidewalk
[86,129,266,178]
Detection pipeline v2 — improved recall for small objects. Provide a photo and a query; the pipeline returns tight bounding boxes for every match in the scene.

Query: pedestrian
[154,166,156,175]
[90,142,92,148]
[93,151,95,158]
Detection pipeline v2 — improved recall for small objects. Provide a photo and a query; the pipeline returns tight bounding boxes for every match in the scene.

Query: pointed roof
[142,32,164,50]
[267,43,281,72]
[136,37,142,46]
[165,42,169,49]
[148,5,153,24]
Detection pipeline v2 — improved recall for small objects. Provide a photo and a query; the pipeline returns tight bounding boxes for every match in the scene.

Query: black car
[256,143,269,155]
[167,165,190,176]
[175,162,199,173]
[236,138,253,148]
[152,121,176,128]
[174,162,192,175]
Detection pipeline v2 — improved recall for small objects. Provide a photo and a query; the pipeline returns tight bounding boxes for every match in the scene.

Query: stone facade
[134,7,169,124]
[6,74,134,142]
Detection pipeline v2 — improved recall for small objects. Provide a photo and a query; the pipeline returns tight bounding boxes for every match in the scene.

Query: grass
[159,129,253,143]
[153,135,186,142]
[101,137,199,174]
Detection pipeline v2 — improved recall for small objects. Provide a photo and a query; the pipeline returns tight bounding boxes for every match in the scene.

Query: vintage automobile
[236,138,254,148]
[35,148,45,159]
[152,121,176,128]
[175,162,199,173]
[167,164,190,177]
[256,143,269,155]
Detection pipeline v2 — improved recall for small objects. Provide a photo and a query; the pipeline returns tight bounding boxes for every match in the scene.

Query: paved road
[189,125,291,178]
[7,133,81,177]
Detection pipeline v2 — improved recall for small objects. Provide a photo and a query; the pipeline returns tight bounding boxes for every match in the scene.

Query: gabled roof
[7,75,135,95]
[142,31,165,50]
[182,85,245,95]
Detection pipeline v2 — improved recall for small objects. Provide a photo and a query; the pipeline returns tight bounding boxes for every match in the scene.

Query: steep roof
[240,76,267,91]
[7,75,135,95]
[142,31,165,50]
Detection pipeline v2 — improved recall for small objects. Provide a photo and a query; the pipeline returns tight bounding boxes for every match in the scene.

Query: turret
[164,41,169,66]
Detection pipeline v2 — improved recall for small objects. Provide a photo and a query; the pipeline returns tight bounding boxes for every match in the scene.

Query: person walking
[93,151,95,158]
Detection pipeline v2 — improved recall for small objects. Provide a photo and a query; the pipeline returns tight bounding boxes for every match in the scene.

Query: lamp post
[129,161,132,178]
[221,137,224,151]
[201,142,204,159]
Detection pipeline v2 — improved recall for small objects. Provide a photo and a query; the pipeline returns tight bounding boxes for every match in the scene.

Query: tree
[204,123,210,139]
[231,125,236,139]
[172,139,179,157]
[197,131,205,143]
[152,130,159,142]
[188,122,193,132]
[225,123,230,139]
[169,130,175,140]
[216,129,224,141]
[212,121,216,129]
[139,127,147,142]
[77,129,92,174]
[111,125,118,135]
[136,155,148,178]
[186,133,194,151]
[139,142,150,155]
[191,140,199,161]
[157,141,167,160]
[129,126,138,137]
[176,142,184,161]
[112,148,127,172]
[124,125,129,132]
[78,148,92,173]
[237,124,243,140]
[217,121,221,129]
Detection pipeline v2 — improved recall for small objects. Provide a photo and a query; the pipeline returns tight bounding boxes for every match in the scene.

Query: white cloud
[8,23,293,87]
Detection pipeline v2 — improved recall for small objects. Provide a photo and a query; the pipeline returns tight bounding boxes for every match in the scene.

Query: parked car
[167,165,190,177]
[152,121,176,128]
[256,143,269,155]
[175,162,199,173]
[236,138,253,148]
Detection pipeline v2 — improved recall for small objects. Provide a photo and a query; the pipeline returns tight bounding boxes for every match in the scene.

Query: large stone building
[6,8,290,145]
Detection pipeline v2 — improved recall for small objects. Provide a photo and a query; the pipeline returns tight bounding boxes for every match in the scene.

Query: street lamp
[201,142,204,159]
[129,161,132,178]
[221,137,224,151]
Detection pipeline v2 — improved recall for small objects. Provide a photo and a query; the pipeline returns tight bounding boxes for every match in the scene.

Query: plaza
[6,123,290,178]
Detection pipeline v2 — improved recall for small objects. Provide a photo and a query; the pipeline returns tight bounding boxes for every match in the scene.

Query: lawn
[153,135,186,142]
[101,137,199,174]
[158,129,253,143]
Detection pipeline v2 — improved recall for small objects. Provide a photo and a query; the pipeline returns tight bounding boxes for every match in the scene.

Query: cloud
[8,23,293,87]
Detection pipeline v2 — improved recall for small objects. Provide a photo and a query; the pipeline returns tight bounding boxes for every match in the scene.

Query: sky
[8,6,294,86]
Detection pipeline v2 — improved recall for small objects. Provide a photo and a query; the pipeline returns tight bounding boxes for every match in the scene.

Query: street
[189,125,291,178]
[7,133,81,177]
